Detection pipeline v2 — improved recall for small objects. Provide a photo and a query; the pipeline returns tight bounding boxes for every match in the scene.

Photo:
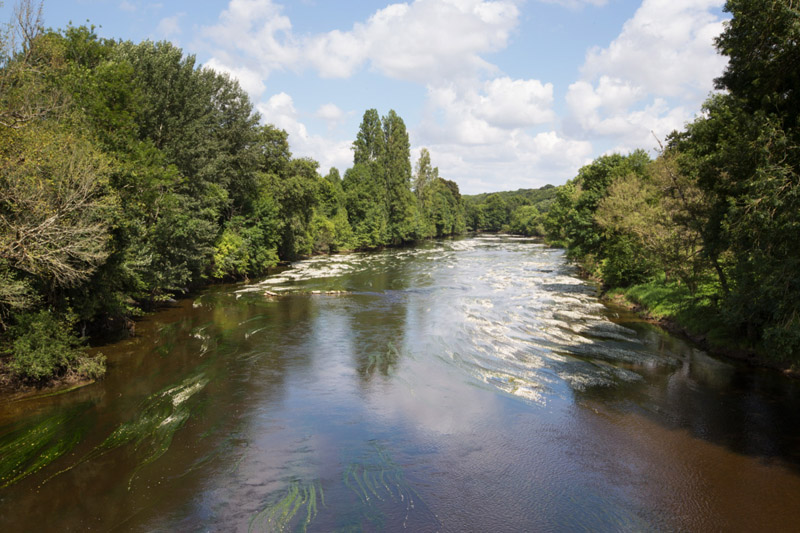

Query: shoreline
[602,292,800,380]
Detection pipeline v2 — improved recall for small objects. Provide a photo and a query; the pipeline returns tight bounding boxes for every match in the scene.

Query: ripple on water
[430,238,676,404]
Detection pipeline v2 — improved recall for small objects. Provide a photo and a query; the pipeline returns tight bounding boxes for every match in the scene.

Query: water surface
[2,236,800,531]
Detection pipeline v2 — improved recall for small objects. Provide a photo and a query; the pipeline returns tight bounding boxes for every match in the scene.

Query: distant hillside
[463,184,558,213]
[462,184,560,234]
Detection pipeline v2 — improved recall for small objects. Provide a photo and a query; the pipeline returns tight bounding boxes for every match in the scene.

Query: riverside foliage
[544,0,800,362]
[0,3,466,384]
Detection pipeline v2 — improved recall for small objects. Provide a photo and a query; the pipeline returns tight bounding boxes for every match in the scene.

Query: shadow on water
[577,316,800,473]
[524,265,800,475]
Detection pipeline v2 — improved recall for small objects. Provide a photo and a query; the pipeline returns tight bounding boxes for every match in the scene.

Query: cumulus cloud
[201,0,520,83]
[195,0,728,192]
[204,58,267,99]
[315,103,347,129]
[257,93,353,173]
[582,0,726,98]
[477,77,556,128]
[423,76,555,145]
[202,0,299,78]
[538,0,608,8]
[566,0,727,148]
[371,0,519,82]
[425,130,593,192]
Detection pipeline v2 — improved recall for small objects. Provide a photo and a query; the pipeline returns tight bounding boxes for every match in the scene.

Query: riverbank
[0,368,96,403]
[602,280,800,379]
[0,237,460,399]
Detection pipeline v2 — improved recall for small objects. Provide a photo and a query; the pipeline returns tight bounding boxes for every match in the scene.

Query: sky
[2,0,730,194]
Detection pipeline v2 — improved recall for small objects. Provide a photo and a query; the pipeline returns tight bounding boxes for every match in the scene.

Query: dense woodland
[1,0,798,386]
[464,185,557,235]
[0,3,467,384]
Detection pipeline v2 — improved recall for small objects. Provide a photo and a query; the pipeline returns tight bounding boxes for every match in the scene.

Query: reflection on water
[2,236,800,531]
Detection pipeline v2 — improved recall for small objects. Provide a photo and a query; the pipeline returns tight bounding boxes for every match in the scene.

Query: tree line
[543,0,800,363]
[0,3,466,384]
[464,185,558,235]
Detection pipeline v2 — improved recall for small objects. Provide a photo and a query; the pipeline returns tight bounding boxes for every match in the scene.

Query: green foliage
[544,1,800,361]
[509,205,543,236]
[6,310,104,382]
[381,110,417,244]
[0,6,476,388]
[542,151,653,285]
[618,275,729,347]
[352,108,384,166]
[464,185,557,233]
[715,0,800,128]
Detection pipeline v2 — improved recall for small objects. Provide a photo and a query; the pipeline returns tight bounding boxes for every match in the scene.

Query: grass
[608,274,742,353]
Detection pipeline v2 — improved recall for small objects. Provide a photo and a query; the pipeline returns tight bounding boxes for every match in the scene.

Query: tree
[413,147,438,198]
[343,163,387,248]
[483,194,509,232]
[0,0,65,130]
[381,110,417,244]
[509,205,543,237]
[0,124,111,291]
[352,108,384,165]
[715,0,800,129]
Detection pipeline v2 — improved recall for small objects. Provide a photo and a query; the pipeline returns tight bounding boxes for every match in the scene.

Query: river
[2,236,800,531]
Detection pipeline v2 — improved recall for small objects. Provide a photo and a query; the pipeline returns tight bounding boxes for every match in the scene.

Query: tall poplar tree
[381,110,417,244]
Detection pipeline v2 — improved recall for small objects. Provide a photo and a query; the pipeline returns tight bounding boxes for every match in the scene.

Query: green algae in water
[248,479,325,533]
[0,405,90,488]
[341,441,435,529]
[46,372,208,489]
[362,342,404,377]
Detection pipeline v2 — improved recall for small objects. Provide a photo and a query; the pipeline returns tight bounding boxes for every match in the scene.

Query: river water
[2,236,800,531]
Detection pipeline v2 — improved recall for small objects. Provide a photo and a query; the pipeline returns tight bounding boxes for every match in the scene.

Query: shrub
[7,310,104,383]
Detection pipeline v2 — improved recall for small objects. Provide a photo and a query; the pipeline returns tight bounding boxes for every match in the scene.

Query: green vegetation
[3,0,796,381]
[464,185,557,235]
[249,479,324,533]
[545,0,800,363]
[0,405,89,487]
[0,1,466,386]
[46,371,209,489]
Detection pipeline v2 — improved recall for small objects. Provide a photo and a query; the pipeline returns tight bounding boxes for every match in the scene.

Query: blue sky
[2,0,729,194]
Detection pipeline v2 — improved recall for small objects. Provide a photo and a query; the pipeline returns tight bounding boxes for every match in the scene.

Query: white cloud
[201,0,520,83]
[316,103,347,129]
[423,76,555,145]
[156,14,184,39]
[202,0,299,78]
[204,58,266,99]
[538,0,608,8]
[257,93,353,173]
[424,130,593,192]
[119,1,137,12]
[582,0,726,99]
[565,0,727,151]
[349,0,519,82]
[477,77,555,128]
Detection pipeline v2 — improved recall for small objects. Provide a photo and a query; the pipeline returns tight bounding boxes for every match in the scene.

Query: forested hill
[0,8,465,385]
[463,185,558,234]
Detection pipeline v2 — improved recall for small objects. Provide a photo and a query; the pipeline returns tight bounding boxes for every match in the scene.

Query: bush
[7,310,104,383]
